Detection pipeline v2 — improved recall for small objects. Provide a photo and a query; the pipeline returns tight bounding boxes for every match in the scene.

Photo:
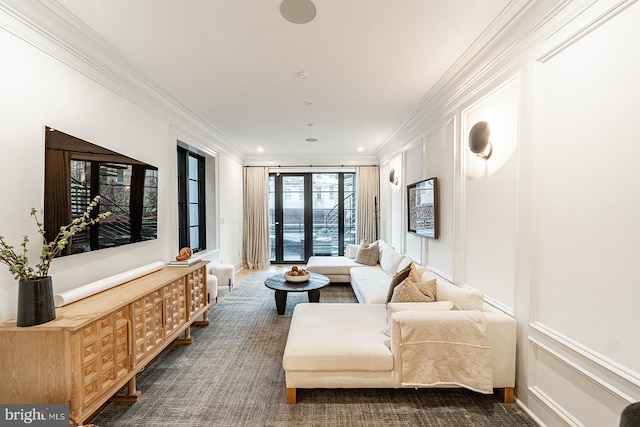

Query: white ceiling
[55,0,512,165]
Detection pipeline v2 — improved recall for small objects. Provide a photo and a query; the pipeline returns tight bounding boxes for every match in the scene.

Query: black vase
[17,276,56,327]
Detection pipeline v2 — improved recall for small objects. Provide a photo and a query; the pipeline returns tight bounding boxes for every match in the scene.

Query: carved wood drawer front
[163,278,187,334]
[78,307,130,407]
[186,267,206,318]
[132,290,164,363]
[113,308,130,385]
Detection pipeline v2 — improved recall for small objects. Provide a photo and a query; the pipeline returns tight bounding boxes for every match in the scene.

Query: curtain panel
[356,166,380,244]
[243,167,271,269]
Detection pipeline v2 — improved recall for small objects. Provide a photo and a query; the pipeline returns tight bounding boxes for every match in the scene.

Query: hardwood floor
[214,264,304,303]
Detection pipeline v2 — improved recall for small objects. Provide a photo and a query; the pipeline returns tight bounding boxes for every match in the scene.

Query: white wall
[404,141,424,262]
[425,120,455,280]
[379,1,640,425]
[0,10,244,321]
[217,153,244,270]
[461,77,519,314]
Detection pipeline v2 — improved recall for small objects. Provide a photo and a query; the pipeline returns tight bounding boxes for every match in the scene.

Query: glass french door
[269,172,356,264]
[269,174,306,263]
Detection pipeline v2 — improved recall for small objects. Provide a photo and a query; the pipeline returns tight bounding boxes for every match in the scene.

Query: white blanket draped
[393,310,493,394]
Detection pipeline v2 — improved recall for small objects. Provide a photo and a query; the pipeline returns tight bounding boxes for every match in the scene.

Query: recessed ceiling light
[257,147,264,152]
[358,147,364,152]
[303,101,313,106]
[305,138,318,143]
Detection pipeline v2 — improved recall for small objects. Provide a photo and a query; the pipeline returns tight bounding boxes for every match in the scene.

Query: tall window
[177,146,206,252]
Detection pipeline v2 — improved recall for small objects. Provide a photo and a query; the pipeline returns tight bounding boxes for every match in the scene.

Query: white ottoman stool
[206,274,219,303]
[211,263,235,291]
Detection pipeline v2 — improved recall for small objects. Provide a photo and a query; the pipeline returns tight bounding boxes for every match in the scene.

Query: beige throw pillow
[386,262,413,303]
[390,276,437,303]
[354,244,379,265]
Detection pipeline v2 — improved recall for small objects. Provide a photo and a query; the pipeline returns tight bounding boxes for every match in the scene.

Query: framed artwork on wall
[407,177,438,239]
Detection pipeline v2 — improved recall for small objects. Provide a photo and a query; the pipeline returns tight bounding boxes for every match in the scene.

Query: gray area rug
[89,271,537,426]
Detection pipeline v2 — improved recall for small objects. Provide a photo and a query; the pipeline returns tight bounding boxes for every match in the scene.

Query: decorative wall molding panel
[533,0,640,372]
[527,3,640,424]
[529,334,635,426]
[531,323,640,397]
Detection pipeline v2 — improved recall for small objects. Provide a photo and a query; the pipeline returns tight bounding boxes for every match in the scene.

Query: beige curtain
[356,166,380,243]
[243,167,271,269]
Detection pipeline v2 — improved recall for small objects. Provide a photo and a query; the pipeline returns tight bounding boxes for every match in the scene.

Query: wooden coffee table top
[264,273,330,293]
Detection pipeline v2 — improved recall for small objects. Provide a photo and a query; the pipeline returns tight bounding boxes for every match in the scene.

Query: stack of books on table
[167,258,202,267]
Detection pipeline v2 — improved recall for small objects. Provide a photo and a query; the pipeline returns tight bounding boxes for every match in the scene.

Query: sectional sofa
[282,240,517,404]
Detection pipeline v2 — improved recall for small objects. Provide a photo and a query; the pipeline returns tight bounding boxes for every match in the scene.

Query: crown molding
[0,0,246,160]
[375,0,590,160]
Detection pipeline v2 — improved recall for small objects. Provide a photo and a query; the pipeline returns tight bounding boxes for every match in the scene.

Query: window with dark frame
[268,172,356,262]
[177,146,206,252]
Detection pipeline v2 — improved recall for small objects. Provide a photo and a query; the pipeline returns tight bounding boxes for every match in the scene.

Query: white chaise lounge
[283,240,517,404]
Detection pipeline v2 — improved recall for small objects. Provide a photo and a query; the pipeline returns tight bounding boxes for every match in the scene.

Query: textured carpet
[89,271,537,426]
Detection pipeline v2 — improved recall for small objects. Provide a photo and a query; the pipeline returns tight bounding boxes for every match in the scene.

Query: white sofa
[307,240,417,303]
[283,241,517,404]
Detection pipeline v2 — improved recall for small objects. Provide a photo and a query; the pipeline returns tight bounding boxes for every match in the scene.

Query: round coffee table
[264,273,330,315]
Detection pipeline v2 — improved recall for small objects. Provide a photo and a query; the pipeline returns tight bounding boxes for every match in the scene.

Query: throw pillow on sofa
[385,263,413,303]
[346,244,359,259]
[390,277,437,303]
[355,242,379,265]
[379,244,406,275]
[390,263,436,302]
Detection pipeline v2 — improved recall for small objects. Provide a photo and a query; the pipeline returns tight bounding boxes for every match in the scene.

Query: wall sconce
[389,168,399,186]
[468,121,493,160]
